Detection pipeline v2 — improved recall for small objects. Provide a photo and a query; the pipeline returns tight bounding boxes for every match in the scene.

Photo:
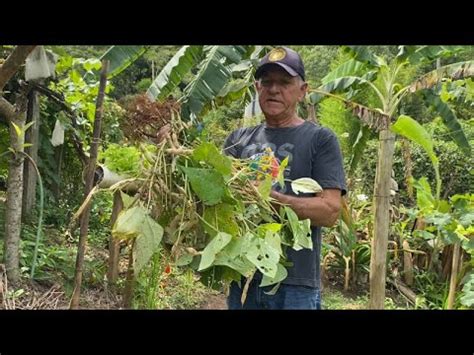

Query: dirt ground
[196,293,227,310]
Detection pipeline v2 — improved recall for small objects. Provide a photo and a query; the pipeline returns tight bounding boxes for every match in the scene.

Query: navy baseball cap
[255,47,305,81]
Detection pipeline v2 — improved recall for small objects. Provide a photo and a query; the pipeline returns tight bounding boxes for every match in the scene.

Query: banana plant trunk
[446,242,461,309]
[369,129,396,309]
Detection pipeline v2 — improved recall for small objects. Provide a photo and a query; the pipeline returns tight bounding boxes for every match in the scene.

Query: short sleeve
[312,128,347,196]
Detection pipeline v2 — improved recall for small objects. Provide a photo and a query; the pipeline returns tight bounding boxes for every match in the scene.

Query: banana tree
[146,45,267,121]
[100,45,148,79]
[100,45,269,122]
[309,45,473,308]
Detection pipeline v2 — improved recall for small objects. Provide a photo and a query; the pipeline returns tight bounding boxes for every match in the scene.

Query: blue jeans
[227,279,321,310]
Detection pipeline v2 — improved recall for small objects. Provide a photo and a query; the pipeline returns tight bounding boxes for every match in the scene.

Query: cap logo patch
[268,48,286,62]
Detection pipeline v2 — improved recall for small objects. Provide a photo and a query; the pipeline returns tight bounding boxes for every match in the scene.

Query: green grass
[322,287,409,310]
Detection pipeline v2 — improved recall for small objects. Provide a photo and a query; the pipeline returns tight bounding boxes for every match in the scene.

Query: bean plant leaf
[245,234,280,278]
[192,141,232,176]
[260,263,288,287]
[460,272,474,307]
[284,206,313,251]
[291,177,323,195]
[258,175,273,199]
[133,214,163,276]
[198,232,233,271]
[277,156,289,187]
[111,206,163,276]
[112,206,148,240]
[214,238,255,277]
[203,203,239,237]
[181,166,226,205]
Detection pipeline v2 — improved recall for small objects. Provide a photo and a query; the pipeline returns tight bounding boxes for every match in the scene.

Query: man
[223,47,347,309]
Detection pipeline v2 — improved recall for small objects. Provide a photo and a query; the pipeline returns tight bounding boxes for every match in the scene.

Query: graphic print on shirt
[242,142,294,193]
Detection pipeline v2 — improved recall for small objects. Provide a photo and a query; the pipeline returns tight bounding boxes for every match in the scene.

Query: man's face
[256,66,307,120]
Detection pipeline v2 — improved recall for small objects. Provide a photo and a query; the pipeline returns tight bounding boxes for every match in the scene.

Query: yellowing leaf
[11,122,23,138]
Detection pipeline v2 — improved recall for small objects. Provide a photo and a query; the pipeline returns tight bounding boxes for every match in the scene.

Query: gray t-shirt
[224,121,347,288]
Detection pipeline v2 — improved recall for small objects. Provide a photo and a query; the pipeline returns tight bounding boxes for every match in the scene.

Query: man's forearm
[271,189,341,227]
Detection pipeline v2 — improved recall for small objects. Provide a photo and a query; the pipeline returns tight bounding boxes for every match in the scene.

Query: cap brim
[255,62,298,79]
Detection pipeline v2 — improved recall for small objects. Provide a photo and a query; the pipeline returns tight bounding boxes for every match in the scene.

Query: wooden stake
[69,59,109,309]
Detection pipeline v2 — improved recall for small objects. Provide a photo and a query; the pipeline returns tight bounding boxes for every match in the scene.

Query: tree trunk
[69,60,109,309]
[0,46,36,285]
[369,129,395,309]
[123,240,135,308]
[22,89,40,221]
[0,46,36,91]
[446,242,461,309]
[107,191,123,284]
[4,96,28,285]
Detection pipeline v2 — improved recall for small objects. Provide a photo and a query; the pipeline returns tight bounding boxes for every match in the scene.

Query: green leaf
[112,206,146,240]
[407,46,466,65]
[413,177,435,211]
[414,230,436,240]
[216,78,251,104]
[23,121,35,132]
[263,229,283,256]
[391,115,441,198]
[202,203,239,237]
[436,200,451,213]
[245,234,280,278]
[391,115,438,167]
[120,191,135,209]
[459,213,474,228]
[291,177,322,195]
[342,46,380,67]
[147,45,203,101]
[284,206,313,251]
[133,214,163,276]
[214,238,255,277]
[100,46,147,79]
[111,205,163,276]
[181,166,226,205]
[424,91,471,157]
[349,125,370,174]
[321,59,366,84]
[460,272,474,307]
[260,263,288,287]
[319,74,375,94]
[180,45,247,120]
[192,141,232,175]
[257,223,282,234]
[277,156,289,187]
[257,175,273,199]
[83,59,102,72]
[198,232,232,271]
[176,254,194,266]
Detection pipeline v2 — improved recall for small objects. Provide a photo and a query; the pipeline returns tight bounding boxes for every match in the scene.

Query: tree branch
[0,46,36,92]
[0,96,16,124]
